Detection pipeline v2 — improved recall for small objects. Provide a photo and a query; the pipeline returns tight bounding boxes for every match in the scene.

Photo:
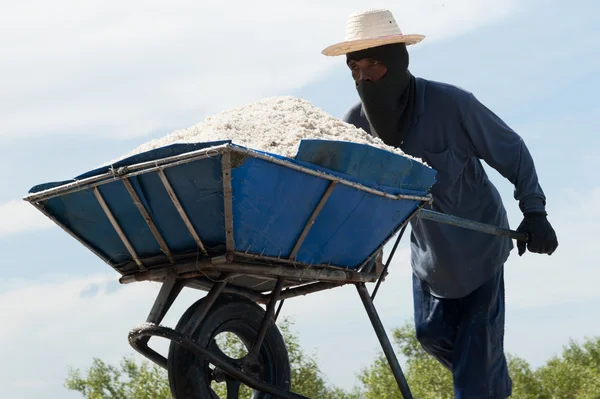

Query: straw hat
[322,8,424,57]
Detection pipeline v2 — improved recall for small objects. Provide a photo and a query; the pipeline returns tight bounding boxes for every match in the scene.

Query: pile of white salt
[107,96,424,164]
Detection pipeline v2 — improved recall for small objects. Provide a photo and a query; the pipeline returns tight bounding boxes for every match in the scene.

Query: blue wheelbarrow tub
[26,140,437,272]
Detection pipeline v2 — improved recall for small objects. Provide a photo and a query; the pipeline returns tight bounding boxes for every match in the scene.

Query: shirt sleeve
[461,92,547,214]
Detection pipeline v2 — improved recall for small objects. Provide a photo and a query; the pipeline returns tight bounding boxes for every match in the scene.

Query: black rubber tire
[167,293,291,399]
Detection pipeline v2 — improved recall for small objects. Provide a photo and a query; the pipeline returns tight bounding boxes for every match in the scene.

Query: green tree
[357,322,453,399]
[534,336,600,398]
[64,356,171,399]
[505,354,545,399]
[357,321,600,399]
[65,317,356,399]
[278,318,360,399]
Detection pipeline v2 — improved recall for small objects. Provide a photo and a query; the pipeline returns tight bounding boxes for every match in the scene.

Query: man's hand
[516,212,558,256]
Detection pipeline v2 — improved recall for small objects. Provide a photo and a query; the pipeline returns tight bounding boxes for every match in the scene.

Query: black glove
[515,212,558,256]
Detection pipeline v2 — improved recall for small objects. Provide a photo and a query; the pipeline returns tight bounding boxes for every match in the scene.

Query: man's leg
[412,273,460,370]
[453,267,512,399]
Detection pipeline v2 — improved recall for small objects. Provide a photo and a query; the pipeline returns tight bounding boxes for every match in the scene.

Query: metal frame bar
[276,282,343,301]
[249,278,284,358]
[370,223,408,301]
[193,262,378,284]
[24,144,432,204]
[157,169,209,256]
[233,251,354,271]
[182,273,230,337]
[146,272,184,324]
[92,186,145,270]
[118,254,226,284]
[231,146,431,202]
[183,278,266,303]
[23,144,231,203]
[118,256,379,285]
[129,323,310,399]
[356,282,413,399]
[221,150,235,253]
[274,299,285,322]
[121,177,175,264]
[124,269,344,304]
[289,181,337,260]
[418,209,529,242]
[130,273,185,369]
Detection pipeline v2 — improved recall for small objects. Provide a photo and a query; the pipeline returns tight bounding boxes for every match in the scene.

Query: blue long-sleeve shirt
[343,77,546,298]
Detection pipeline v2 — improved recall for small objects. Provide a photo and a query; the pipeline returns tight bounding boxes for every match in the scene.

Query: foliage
[65,317,355,399]
[277,318,360,399]
[357,322,453,399]
[356,321,600,399]
[65,316,600,399]
[64,357,171,399]
[534,337,600,399]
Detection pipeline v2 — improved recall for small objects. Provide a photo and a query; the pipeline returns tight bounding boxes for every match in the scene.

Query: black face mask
[347,43,416,147]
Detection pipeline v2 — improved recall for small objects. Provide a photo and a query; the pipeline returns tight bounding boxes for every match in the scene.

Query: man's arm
[461,93,546,214]
[461,92,558,255]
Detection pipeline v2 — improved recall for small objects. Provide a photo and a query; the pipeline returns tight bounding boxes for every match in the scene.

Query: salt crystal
[106,96,425,165]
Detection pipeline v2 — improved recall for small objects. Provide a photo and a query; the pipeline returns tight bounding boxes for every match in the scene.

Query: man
[322,8,558,399]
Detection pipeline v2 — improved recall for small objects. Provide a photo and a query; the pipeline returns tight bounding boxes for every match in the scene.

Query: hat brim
[321,34,425,56]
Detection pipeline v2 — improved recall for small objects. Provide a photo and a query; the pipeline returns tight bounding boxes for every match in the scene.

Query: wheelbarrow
[23,139,527,398]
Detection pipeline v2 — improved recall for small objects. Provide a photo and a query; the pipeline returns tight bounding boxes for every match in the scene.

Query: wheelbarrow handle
[417,209,530,242]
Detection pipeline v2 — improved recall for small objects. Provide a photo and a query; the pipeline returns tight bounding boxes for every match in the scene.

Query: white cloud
[0,0,518,140]
[13,379,48,390]
[0,274,156,398]
[0,199,57,237]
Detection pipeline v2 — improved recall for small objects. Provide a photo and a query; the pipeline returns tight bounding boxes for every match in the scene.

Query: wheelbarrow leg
[146,271,185,324]
[356,283,413,399]
[130,271,185,369]
[181,273,230,337]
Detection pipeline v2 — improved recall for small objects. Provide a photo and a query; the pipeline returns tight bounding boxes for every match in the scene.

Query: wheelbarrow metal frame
[24,143,528,399]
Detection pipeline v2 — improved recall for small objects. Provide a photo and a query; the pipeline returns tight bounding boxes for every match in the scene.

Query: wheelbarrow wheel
[167,293,291,399]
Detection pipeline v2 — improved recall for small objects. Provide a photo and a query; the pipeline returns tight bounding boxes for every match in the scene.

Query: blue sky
[1,0,599,397]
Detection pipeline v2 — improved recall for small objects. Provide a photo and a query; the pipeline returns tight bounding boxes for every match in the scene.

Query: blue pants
[412,267,512,399]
